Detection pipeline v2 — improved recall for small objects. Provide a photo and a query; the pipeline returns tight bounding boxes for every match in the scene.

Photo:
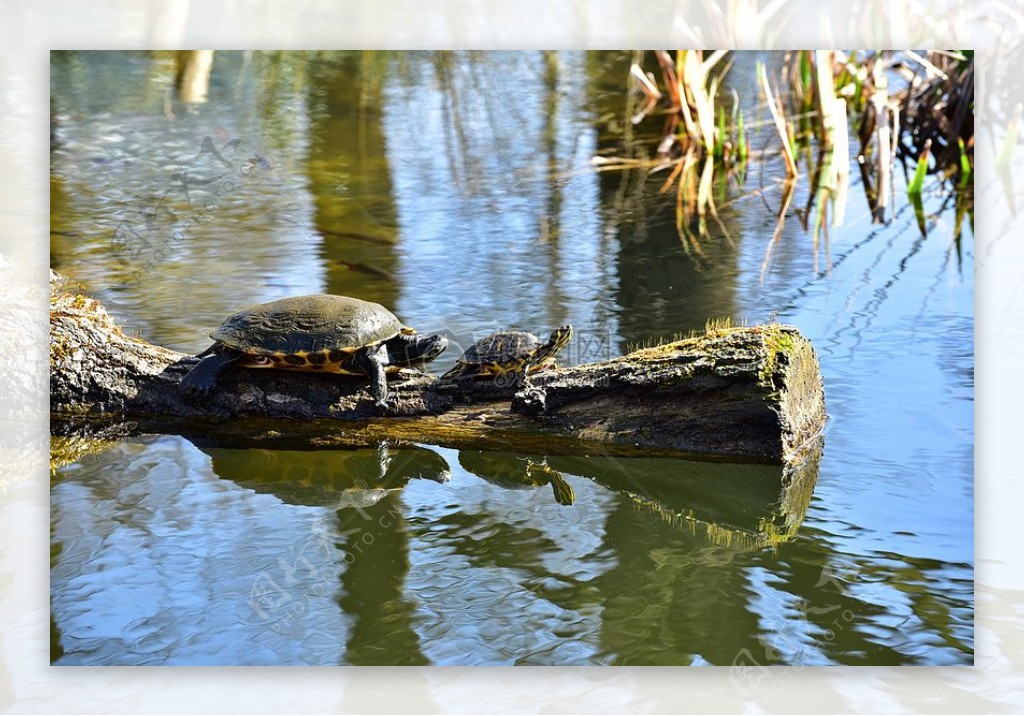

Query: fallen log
[49,277,826,463]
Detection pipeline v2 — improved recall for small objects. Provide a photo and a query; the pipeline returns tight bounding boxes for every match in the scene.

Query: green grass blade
[737,109,747,161]
[958,137,972,188]
[908,138,930,195]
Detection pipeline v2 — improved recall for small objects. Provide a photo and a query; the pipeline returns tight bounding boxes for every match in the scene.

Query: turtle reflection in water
[458,450,575,506]
[181,294,448,409]
[200,442,451,510]
[442,326,573,387]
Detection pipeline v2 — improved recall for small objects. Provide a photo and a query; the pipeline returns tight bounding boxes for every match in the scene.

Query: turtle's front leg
[494,366,527,390]
[353,344,396,412]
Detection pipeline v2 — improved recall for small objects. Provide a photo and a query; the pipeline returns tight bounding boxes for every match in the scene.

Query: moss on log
[49,277,826,463]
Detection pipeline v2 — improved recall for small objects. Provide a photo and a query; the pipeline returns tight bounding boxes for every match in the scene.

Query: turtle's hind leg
[180,347,242,402]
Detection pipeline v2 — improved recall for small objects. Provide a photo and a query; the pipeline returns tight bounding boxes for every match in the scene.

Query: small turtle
[180,294,447,409]
[459,450,575,506]
[442,325,573,384]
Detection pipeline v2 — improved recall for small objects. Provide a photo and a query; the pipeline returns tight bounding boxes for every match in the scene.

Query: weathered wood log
[49,277,826,463]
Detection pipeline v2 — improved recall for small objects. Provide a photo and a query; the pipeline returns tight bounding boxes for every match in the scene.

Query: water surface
[50,51,973,666]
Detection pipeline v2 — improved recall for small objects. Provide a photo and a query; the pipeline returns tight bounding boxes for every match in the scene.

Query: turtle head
[547,325,573,350]
[419,333,449,362]
[538,324,573,363]
[387,332,449,368]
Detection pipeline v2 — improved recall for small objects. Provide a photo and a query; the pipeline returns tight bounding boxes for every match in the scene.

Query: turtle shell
[461,331,541,366]
[211,294,403,355]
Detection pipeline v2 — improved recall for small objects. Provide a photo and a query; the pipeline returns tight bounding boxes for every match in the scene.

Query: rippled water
[50,51,973,665]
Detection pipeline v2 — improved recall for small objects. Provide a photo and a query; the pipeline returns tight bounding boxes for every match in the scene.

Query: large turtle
[180,294,447,408]
[441,325,573,384]
[201,443,451,509]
